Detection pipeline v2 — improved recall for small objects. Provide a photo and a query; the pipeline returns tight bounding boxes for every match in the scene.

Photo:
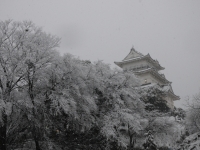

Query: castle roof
[161,84,180,101]
[133,67,170,85]
[140,83,180,101]
[114,47,180,102]
[114,48,164,70]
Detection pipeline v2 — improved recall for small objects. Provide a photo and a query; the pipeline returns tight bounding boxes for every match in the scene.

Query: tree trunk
[34,137,41,150]
[0,88,11,150]
[129,134,135,149]
[0,113,7,150]
[32,128,41,150]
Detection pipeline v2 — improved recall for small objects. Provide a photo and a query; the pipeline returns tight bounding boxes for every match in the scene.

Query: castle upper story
[114,47,180,109]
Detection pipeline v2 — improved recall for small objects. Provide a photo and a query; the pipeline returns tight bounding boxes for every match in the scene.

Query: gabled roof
[166,90,180,101]
[140,83,180,101]
[145,54,165,70]
[161,84,180,101]
[114,48,164,70]
[133,68,170,85]
[123,47,144,60]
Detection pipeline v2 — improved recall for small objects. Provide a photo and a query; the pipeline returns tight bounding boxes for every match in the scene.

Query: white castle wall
[138,73,165,85]
[121,59,155,71]
[116,51,178,110]
[163,96,174,109]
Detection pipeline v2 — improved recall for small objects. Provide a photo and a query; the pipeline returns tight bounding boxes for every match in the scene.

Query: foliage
[0,20,184,150]
[185,91,200,134]
[158,146,170,150]
[177,132,200,150]
[0,20,60,150]
[171,107,186,120]
[138,84,170,113]
[50,126,123,150]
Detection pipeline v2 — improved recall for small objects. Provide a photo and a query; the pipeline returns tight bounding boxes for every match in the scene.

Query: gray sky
[1,0,200,108]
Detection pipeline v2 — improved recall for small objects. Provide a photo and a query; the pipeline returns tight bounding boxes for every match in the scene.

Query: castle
[114,48,180,109]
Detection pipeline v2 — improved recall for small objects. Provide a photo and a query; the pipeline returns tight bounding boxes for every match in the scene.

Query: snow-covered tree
[186,91,200,134]
[0,20,60,150]
[137,84,170,113]
[44,55,145,149]
[0,20,184,150]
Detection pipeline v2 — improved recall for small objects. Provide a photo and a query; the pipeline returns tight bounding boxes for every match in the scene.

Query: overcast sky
[1,0,200,108]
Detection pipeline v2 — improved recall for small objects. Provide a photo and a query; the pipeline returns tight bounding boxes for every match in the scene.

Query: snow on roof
[114,56,145,66]
[134,68,170,84]
[140,83,157,88]
[161,84,180,100]
[122,56,143,62]
[123,47,144,60]
[139,83,180,100]
[115,53,164,70]
[133,67,152,73]
[161,85,171,92]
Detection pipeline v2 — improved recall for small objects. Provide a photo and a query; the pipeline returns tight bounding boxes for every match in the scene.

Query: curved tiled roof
[133,68,170,84]
[161,84,180,100]
[140,83,180,101]
[114,54,165,71]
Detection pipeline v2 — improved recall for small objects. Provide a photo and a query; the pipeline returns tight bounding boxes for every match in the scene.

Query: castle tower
[114,47,180,109]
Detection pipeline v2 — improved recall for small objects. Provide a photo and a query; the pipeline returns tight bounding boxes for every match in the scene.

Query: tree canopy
[0,20,185,150]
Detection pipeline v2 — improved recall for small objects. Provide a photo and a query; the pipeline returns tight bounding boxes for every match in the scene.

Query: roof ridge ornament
[131,46,136,51]
[130,46,144,56]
